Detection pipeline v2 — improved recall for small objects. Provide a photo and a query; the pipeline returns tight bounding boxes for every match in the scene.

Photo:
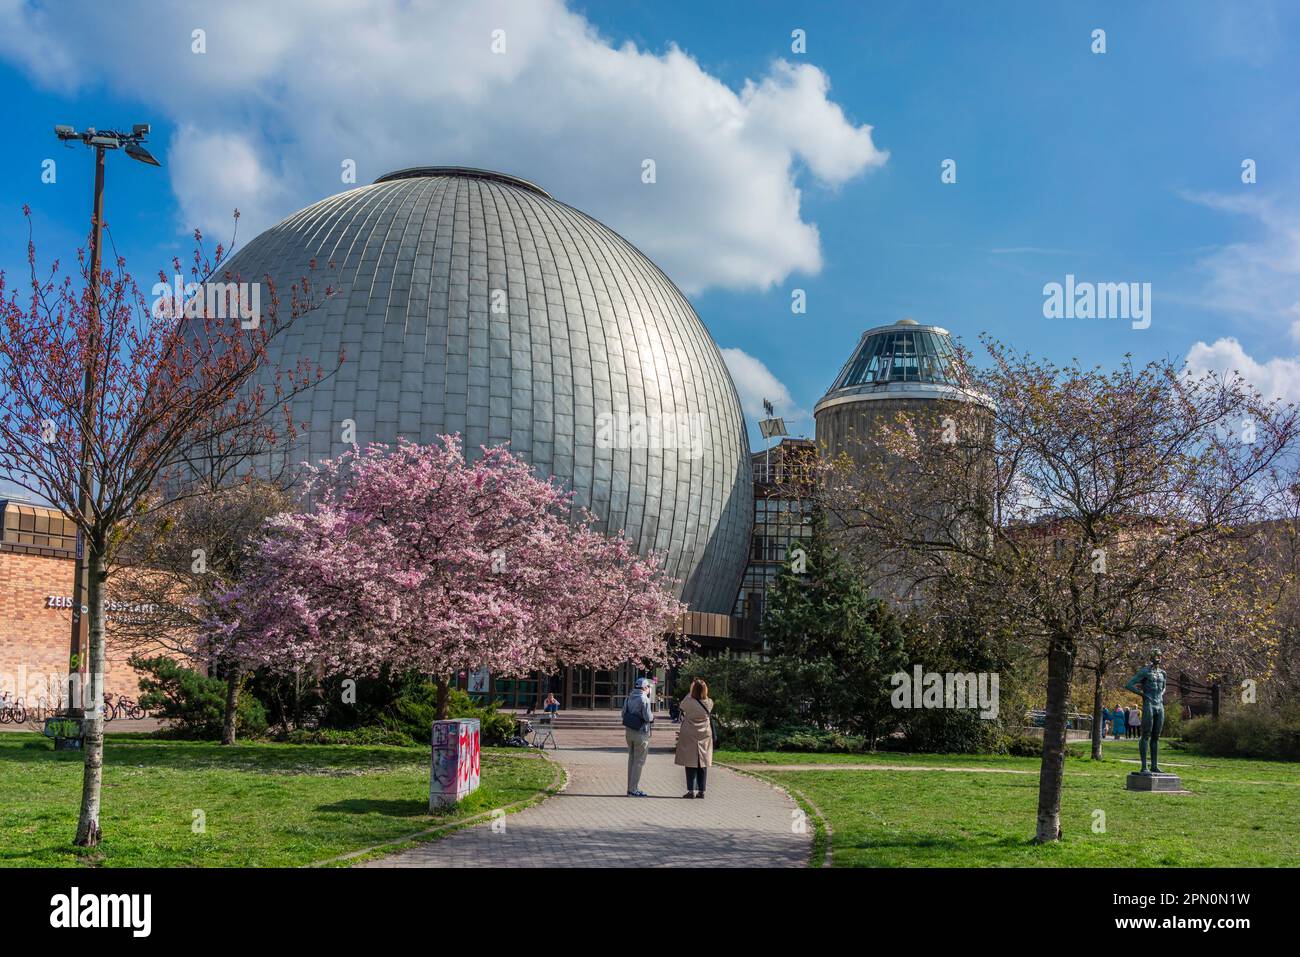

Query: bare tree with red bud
[0,207,338,847]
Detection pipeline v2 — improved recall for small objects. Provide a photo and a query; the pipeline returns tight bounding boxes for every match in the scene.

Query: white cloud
[720,347,809,429]
[167,128,290,247]
[1185,337,1300,404]
[0,0,887,294]
[1179,192,1300,406]
[1181,190,1300,322]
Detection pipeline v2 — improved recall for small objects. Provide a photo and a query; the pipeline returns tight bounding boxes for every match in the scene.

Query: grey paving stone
[356,743,809,869]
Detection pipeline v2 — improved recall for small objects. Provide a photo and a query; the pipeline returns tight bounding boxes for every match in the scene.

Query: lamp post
[53,124,160,719]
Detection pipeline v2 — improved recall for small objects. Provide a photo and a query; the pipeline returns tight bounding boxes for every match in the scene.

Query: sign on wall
[429,718,481,808]
[43,595,158,617]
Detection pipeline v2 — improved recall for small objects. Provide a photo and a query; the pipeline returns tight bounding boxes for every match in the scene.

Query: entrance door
[568,667,593,710]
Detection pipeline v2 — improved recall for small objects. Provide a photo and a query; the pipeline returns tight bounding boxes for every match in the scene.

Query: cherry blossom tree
[207,437,684,718]
[0,209,335,846]
[820,338,1300,844]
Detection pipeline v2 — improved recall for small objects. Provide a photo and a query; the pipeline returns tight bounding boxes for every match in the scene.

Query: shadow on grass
[852,833,1032,853]
[316,798,430,817]
[0,735,427,774]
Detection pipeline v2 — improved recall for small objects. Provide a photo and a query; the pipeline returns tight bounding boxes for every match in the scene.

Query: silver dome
[223,167,752,613]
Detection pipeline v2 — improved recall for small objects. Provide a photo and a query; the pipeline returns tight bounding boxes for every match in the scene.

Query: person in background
[621,677,654,797]
[543,692,559,715]
[1111,703,1126,740]
[675,678,715,799]
[1101,705,1111,738]
[1128,705,1140,740]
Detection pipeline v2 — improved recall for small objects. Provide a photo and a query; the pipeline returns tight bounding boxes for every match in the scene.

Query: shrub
[280,727,417,746]
[757,724,868,753]
[1178,708,1300,761]
[1005,734,1045,757]
[1154,704,1183,740]
[885,707,1008,755]
[131,656,268,740]
[373,684,515,746]
[246,668,517,745]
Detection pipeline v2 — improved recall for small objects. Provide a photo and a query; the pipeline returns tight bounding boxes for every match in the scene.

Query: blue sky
[2,0,1298,457]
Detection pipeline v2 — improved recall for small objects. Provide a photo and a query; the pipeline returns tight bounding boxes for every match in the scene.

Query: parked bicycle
[103,694,146,721]
[0,697,27,724]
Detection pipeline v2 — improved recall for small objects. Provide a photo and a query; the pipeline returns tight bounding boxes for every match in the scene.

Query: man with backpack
[622,677,654,797]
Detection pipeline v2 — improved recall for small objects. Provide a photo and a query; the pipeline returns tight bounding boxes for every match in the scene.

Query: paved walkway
[359,743,810,868]
[0,717,168,733]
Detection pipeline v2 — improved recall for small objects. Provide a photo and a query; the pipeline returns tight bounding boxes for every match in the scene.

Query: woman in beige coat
[674,679,715,799]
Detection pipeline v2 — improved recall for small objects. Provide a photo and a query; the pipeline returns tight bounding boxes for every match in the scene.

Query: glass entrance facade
[462,663,666,710]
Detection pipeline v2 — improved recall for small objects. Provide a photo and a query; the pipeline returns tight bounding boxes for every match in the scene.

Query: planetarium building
[210,166,755,706]
[222,167,753,613]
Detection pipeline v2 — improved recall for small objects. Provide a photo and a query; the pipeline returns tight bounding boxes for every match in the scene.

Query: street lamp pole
[54,124,159,719]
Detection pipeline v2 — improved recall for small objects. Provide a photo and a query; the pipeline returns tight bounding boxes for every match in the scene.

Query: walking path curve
[359,743,810,868]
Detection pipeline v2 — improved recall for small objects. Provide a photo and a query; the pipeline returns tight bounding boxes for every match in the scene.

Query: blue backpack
[621,695,646,731]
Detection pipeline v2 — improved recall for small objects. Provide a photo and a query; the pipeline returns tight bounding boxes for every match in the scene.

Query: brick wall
[0,546,147,704]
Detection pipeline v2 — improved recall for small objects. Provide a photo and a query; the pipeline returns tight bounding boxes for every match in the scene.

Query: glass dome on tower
[822,318,966,401]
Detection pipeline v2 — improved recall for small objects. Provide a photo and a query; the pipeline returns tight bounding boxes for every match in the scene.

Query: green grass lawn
[0,734,558,867]
[719,739,1300,867]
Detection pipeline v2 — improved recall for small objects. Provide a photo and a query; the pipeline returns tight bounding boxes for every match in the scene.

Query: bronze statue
[1124,649,1168,773]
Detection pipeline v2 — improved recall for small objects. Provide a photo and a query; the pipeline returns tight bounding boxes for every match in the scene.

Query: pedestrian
[1111,703,1126,740]
[675,678,715,799]
[621,677,654,797]
[1101,706,1111,737]
[543,692,559,715]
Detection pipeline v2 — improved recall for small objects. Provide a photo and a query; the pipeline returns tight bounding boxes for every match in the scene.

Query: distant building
[0,499,143,705]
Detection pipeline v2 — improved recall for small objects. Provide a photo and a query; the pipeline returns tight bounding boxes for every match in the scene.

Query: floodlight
[125,140,161,166]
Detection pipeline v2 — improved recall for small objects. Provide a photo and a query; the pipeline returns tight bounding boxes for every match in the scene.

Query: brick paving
[359,735,810,868]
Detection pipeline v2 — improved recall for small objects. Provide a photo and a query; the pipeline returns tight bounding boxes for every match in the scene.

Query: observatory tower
[814,318,980,463]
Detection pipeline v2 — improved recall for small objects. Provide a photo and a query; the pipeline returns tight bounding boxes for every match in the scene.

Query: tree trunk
[1090,665,1104,761]
[74,542,106,847]
[222,666,240,746]
[436,676,451,720]
[1035,637,1076,844]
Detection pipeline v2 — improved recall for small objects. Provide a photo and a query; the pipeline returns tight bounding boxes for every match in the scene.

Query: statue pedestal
[1125,771,1184,792]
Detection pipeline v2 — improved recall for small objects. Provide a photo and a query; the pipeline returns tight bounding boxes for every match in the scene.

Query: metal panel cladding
[220,167,752,613]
